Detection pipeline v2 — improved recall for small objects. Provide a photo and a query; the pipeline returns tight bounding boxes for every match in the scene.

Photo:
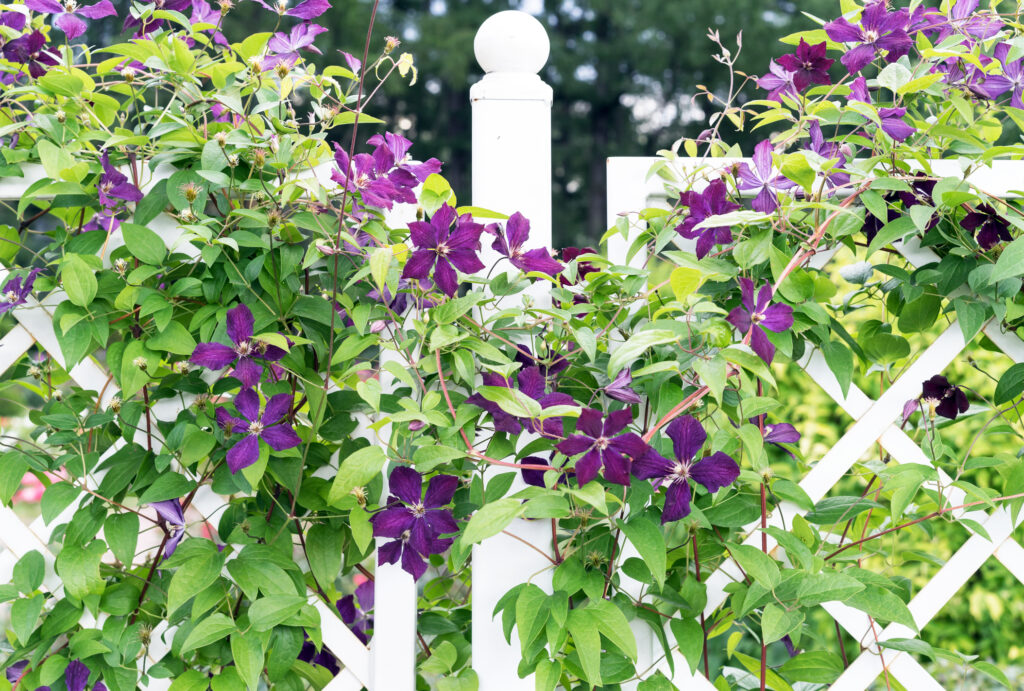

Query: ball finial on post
[474,10,550,75]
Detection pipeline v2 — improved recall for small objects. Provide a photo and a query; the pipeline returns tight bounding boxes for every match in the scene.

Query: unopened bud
[133,356,148,370]
[384,36,400,54]
[55,110,66,123]
[120,66,137,83]
[114,258,129,277]
[109,396,122,413]
[181,182,202,204]
[214,131,228,147]
[173,361,190,374]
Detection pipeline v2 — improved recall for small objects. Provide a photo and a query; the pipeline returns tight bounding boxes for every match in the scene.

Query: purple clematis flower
[402,203,485,297]
[1,268,42,314]
[736,140,797,214]
[298,640,339,675]
[878,107,916,142]
[151,499,186,557]
[776,39,834,91]
[122,0,190,36]
[977,43,1024,110]
[3,30,59,78]
[755,417,801,445]
[253,0,330,19]
[367,132,442,189]
[675,178,741,259]
[520,455,568,488]
[605,368,642,404]
[336,580,374,643]
[556,408,648,487]
[268,22,327,63]
[371,466,458,580]
[632,415,739,523]
[921,374,969,420]
[726,278,793,364]
[24,0,116,41]
[961,204,1012,250]
[824,2,913,74]
[466,366,574,437]
[217,388,301,473]
[757,60,799,102]
[65,659,104,691]
[932,0,1003,43]
[331,144,410,210]
[848,75,871,103]
[5,660,28,685]
[0,11,26,31]
[805,121,851,190]
[189,304,286,387]
[490,212,563,276]
[189,0,228,46]
[98,151,143,208]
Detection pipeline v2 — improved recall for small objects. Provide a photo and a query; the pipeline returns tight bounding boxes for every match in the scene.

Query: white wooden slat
[0,323,34,373]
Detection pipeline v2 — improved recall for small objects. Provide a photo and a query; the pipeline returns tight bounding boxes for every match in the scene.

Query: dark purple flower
[514,344,571,381]
[151,499,186,557]
[556,408,648,487]
[674,179,741,259]
[466,366,574,437]
[331,144,410,210]
[559,247,599,286]
[605,368,641,404]
[520,455,568,488]
[218,388,301,473]
[65,660,92,691]
[776,39,833,91]
[25,0,116,40]
[5,660,27,685]
[932,0,1002,43]
[848,75,871,103]
[1,268,42,314]
[805,121,851,190]
[736,140,797,213]
[371,467,458,580]
[726,278,793,364]
[824,3,913,74]
[961,204,1012,250]
[921,375,969,420]
[757,60,799,102]
[122,0,191,36]
[402,203,484,297]
[977,43,1024,110]
[189,304,286,387]
[761,421,801,444]
[3,31,59,78]
[898,177,939,231]
[268,22,327,63]
[253,0,330,19]
[0,11,26,31]
[190,0,228,46]
[298,641,339,674]
[367,132,442,189]
[782,635,800,657]
[490,212,563,276]
[336,580,374,643]
[878,107,916,142]
[98,151,143,208]
[632,415,739,523]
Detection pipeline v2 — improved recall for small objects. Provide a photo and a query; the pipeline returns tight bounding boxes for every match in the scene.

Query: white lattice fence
[606,156,1024,688]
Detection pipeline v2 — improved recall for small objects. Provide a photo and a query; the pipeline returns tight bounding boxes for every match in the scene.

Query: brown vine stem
[825,491,1024,561]
[129,532,169,625]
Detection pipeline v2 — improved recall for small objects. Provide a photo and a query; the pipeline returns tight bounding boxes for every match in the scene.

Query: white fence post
[469,10,555,690]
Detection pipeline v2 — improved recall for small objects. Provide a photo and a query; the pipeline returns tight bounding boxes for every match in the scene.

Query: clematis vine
[490,212,563,275]
[736,140,796,214]
[217,388,301,473]
[371,466,458,579]
[675,178,741,259]
[466,365,574,437]
[402,203,484,297]
[556,408,648,487]
[151,498,186,557]
[775,39,833,91]
[931,0,1003,43]
[0,268,41,314]
[977,43,1024,110]
[367,132,442,188]
[824,2,913,74]
[920,374,969,420]
[757,60,799,102]
[3,30,59,78]
[632,415,739,523]
[189,304,286,386]
[24,0,116,41]
[726,278,793,364]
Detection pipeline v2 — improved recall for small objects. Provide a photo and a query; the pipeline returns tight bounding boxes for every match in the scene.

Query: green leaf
[248,595,307,631]
[846,585,917,631]
[122,223,167,265]
[878,62,913,92]
[619,516,666,588]
[104,513,139,568]
[534,659,561,691]
[369,246,391,295]
[589,599,637,660]
[149,321,197,355]
[566,608,602,685]
[56,539,105,601]
[62,254,98,307]
[897,295,941,333]
[13,551,44,594]
[461,498,526,545]
[670,267,702,302]
[476,385,542,419]
[994,363,1024,405]
[727,543,780,589]
[607,330,678,377]
[230,631,264,690]
[41,481,79,524]
[181,613,236,652]
[991,236,1024,284]
[514,584,549,654]
[306,524,343,591]
[953,298,987,343]
[805,496,883,525]
[167,551,224,615]
[761,603,804,644]
[138,472,195,504]
[793,571,864,606]
[973,660,1011,689]
[120,340,159,400]
[327,446,385,506]
[821,341,853,398]
[779,651,844,683]
[780,152,815,192]
[430,292,485,325]
[865,215,915,258]
[11,594,43,644]
[669,617,704,675]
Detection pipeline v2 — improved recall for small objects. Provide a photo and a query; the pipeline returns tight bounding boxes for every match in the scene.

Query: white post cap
[474,10,550,75]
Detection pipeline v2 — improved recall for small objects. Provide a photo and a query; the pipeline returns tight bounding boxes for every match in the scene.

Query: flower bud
[114,257,129,277]
[384,36,400,54]
[55,109,66,123]
[109,396,122,413]
[172,361,190,374]
[181,181,202,204]
[133,356,148,370]
[120,66,137,83]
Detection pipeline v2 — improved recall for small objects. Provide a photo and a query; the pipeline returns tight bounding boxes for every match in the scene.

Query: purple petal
[151,499,184,526]
[603,408,633,436]
[609,432,648,460]
[388,466,423,505]
[662,481,692,523]
[632,448,673,481]
[824,17,862,43]
[666,415,707,463]
[763,423,800,444]
[190,342,236,370]
[226,304,254,345]
[841,45,878,74]
[431,258,459,297]
[54,12,88,40]
[232,357,263,388]
[576,408,604,438]
[226,434,259,473]
[286,0,330,19]
[65,660,89,691]
[446,247,485,275]
[750,326,777,364]
[752,140,774,177]
[423,474,458,508]
[262,393,293,425]
[573,449,603,487]
[513,248,563,276]
[401,249,436,281]
[79,0,117,18]
[505,212,530,249]
[759,303,794,332]
[726,306,752,334]
[602,448,632,486]
[378,538,402,566]
[690,451,740,494]
[261,423,301,451]
[234,388,260,422]
[752,186,779,214]
[557,435,594,457]
[371,506,415,538]
[24,0,63,13]
[400,544,428,579]
[425,508,458,535]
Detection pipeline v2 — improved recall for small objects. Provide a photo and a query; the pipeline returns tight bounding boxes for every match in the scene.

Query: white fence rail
[1,7,1023,691]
